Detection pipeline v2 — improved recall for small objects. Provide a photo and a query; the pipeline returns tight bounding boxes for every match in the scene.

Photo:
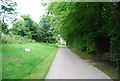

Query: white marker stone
[24,48,32,52]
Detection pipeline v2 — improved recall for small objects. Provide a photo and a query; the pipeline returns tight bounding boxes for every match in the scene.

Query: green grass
[70,47,98,61]
[2,42,58,79]
[93,64,118,79]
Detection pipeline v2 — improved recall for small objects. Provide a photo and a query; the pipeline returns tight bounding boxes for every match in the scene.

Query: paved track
[46,46,111,79]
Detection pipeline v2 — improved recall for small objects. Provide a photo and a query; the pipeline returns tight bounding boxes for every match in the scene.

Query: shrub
[110,36,120,69]
[1,34,33,44]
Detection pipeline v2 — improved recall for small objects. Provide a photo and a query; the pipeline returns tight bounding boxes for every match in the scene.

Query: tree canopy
[11,15,38,39]
[37,15,56,43]
[11,14,56,43]
[47,2,120,68]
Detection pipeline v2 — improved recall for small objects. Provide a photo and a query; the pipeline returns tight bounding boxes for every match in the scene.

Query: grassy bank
[69,47,118,80]
[93,64,118,79]
[2,42,58,79]
[69,47,98,61]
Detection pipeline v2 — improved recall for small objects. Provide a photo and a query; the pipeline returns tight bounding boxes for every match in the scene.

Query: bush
[1,34,33,44]
[110,36,120,69]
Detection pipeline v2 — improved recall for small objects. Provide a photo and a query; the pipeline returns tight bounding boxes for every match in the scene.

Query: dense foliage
[1,34,33,44]
[1,0,56,44]
[37,15,56,43]
[11,15,56,43]
[0,21,9,34]
[47,2,120,68]
[11,15,39,39]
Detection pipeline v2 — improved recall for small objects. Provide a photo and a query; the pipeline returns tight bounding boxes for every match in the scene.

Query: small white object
[24,48,32,52]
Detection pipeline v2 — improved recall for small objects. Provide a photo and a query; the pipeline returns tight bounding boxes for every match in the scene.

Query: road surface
[46,46,111,79]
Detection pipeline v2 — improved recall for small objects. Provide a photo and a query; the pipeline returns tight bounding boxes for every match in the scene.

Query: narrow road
[46,46,111,79]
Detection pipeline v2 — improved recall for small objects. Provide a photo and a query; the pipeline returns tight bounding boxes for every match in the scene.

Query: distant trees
[0,0,56,44]
[11,15,56,43]
[47,2,120,68]
[11,15,39,39]
[36,15,56,43]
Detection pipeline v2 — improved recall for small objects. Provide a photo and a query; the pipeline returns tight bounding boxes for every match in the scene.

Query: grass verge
[93,64,118,79]
[70,47,98,61]
[69,47,118,80]
[24,45,58,79]
[2,42,58,79]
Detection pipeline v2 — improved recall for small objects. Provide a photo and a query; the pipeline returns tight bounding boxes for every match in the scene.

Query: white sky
[14,0,48,22]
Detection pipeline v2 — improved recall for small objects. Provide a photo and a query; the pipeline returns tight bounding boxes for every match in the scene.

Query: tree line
[47,2,120,68]
[0,0,56,44]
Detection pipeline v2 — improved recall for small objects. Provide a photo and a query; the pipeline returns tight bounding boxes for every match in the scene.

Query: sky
[14,0,48,22]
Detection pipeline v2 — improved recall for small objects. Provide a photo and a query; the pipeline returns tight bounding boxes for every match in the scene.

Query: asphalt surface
[46,46,111,79]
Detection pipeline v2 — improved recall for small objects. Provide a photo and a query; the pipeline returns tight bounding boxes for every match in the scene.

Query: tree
[0,0,17,34]
[47,2,120,68]
[0,0,17,24]
[11,15,39,39]
[11,20,31,38]
[21,15,39,39]
[0,21,9,34]
[36,15,56,43]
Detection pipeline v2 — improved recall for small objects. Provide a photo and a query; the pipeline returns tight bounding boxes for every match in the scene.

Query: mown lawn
[2,42,58,79]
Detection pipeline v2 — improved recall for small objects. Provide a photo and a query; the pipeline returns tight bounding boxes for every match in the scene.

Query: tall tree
[47,2,120,68]
[21,15,39,39]
[37,15,56,43]
[11,15,39,39]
